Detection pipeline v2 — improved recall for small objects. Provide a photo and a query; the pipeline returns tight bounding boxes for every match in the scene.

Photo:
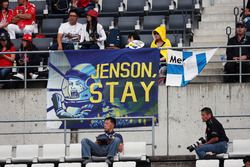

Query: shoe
[204,154,216,159]
[31,74,39,79]
[82,158,92,165]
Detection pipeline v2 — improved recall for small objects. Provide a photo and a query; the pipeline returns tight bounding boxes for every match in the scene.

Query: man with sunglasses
[243,156,250,167]
[224,21,250,83]
[51,9,83,50]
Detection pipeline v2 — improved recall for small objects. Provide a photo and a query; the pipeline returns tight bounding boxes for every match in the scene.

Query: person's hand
[58,44,63,50]
[233,57,239,61]
[240,55,248,60]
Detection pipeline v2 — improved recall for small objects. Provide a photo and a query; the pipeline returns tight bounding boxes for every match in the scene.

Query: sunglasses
[153,32,159,35]
[236,25,245,28]
[69,15,78,17]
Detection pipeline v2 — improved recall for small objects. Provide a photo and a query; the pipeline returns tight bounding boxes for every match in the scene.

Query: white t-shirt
[58,22,83,43]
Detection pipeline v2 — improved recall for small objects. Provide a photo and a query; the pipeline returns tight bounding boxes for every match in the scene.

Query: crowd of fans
[0,0,250,87]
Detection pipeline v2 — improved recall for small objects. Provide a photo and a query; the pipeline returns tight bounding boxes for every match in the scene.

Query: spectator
[195,107,229,159]
[243,0,250,31]
[14,34,42,80]
[150,25,171,82]
[0,29,15,80]
[127,32,140,45]
[0,0,13,29]
[243,156,250,167]
[71,0,98,15]
[81,9,106,49]
[51,9,83,50]
[81,117,123,165]
[7,0,36,39]
[46,0,70,14]
[224,21,250,83]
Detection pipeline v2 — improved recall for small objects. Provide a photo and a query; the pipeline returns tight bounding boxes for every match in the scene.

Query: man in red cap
[81,9,106,49]
[7,0,36,39]
[71,0,98,15]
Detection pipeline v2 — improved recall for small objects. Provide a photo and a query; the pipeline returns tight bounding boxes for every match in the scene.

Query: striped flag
[166,49,217,86]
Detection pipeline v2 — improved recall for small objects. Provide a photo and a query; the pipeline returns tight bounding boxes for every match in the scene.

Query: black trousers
[224,62,250,83]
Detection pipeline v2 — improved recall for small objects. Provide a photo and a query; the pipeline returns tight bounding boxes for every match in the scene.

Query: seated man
[51,9,83,50]
[224,21,250,83]
[7,0,36,39]
[244,156,250,167]
[195,107,229,159]
[81,117,123,165]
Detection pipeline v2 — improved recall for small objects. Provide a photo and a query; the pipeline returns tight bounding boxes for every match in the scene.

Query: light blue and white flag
[166,49,217,86]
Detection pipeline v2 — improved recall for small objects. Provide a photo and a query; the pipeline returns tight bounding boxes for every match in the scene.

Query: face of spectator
[201,112,211,122]
[104,119,114,132]
[153,31,161,41]
[236,25,246,36]
[2,1,9,9]
[127,36,134,44]
[0,39,7,47]
[17,0,25,5]
[22,40,28,47]
[246,161,250,167]
[68,12,78,25]
[86,15,92,22]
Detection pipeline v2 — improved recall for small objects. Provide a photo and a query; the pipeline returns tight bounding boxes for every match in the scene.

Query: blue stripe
[168,64,184,75]
[196,53,207,74]
[48,89,62,92]
[183,51,193,60]
[49,62,66,79]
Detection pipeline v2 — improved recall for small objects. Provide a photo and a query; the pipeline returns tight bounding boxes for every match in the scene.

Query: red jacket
[0,9,13,25]
[13,2,36,29]
[0,46,15,67]
[77,0,90,8]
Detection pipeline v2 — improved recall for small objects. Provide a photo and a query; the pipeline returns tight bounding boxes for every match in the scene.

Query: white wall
[0,84,250,156]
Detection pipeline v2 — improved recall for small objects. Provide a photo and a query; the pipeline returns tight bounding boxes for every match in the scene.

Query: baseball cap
[22,34,32,42]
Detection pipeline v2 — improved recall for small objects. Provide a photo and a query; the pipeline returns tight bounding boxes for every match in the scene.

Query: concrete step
[202,14,234,22]
[194,29,235,36]
[191,41,227,47]
[191,75,223,83]
[199,21,234,30]
[215,0,242,4]
[193,35,228,43]
[201,67,224,75]
[204,7,235,14]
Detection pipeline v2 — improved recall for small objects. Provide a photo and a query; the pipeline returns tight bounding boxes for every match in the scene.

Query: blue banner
[47,48,159,129]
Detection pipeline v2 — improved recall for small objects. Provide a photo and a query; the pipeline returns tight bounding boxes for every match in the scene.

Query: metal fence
[0,45,250,88]
[0,116,156,155]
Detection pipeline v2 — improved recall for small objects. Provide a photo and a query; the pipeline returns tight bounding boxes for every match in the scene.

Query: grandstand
[0,0,250,167]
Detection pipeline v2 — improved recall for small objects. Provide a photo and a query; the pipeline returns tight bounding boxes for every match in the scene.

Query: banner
[47,48,159,129]
[166,49,217,86]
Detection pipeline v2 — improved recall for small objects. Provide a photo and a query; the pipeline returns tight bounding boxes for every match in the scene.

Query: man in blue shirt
[81,117,123,165]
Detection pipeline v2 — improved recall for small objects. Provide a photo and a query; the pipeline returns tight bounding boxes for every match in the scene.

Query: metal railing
[1,45,250,88]
[0,116,157,156]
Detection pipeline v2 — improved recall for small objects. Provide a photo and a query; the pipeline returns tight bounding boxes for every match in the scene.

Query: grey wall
[0,84,250,156]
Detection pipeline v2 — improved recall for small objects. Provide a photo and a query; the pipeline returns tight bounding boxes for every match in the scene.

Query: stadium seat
[38,144,65,162]
[119,142,146,160]
[78,18,87,25]
[167,34,182,47]
[117,16,139,31]
[113,161,136,167]
[0,145,12,163]
[42,18,64,36]
[151,0,171,12]
[224,159,244,167]
[58,163,81,167]
[12,144,39,163]
[11,39,21,50]
[98,17,114,31]
[33,38,53,50]
[229,139,250,158]
[5,165,27,167]
[168,14,187,30]
[177,0,194,10]
[101,0,122,14]
[196,160,219,167]
[120,35,128,48]
[65,144,81,162]
[32,1,46,16]
[85,162,108,167]
[31,164,54,167]
[142,15,165,31]
[140,34,153,48]
[125,0,146,14]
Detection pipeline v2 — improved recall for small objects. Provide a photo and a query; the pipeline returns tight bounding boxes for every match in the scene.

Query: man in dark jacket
[224,21,250,83]
[243,156,250,167]
[195,107,229,159]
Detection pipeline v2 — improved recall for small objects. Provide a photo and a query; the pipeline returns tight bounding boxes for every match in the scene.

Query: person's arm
[15,13,32,20]
[97,25,107,42]
[206,137,219,144]
[226,39,235,60]
[118,143,124,153]
[57,33,63,50]
[1,53,15,62]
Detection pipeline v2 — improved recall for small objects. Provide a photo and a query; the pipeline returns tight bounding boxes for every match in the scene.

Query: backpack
[106,28,121,48]
[48,0,70,14]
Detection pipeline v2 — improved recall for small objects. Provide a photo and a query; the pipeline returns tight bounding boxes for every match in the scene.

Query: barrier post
[152,116,155,156]
[239,46,242,83]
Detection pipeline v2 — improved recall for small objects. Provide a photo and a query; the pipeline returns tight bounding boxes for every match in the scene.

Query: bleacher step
[202,14,234,22]
[199,21,235,30]
[204,7,236,14]
[193,35,228,43]
[194,29,235,36]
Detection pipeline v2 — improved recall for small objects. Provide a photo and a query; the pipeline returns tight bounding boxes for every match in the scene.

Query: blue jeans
[0,68,11,80]
[81,137,121,159]
[195,141,228,159]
